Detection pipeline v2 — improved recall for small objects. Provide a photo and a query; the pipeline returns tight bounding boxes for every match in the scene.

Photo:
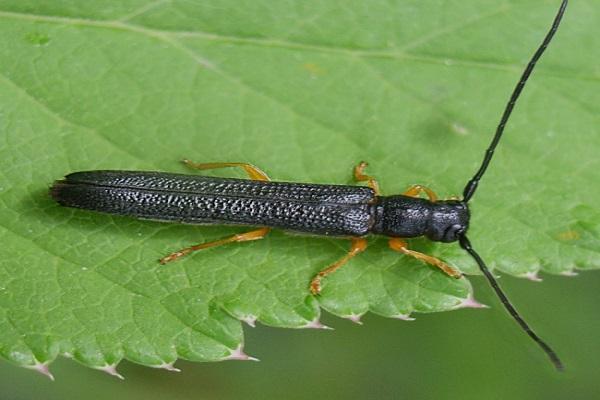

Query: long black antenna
[459,235,564,371]
[462,0,568,202]
[456,0,567,371]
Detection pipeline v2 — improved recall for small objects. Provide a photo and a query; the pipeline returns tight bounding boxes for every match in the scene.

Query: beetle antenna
[458,235,563,371]
[462,0,568,202]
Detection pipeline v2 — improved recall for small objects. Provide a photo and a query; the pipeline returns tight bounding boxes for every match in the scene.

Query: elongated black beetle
[51,1,568,371]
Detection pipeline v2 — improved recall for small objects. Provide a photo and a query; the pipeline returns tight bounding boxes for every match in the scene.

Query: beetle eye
[444,224,463,241]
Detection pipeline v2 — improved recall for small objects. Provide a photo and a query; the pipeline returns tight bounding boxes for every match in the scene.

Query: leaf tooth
[26,362,54,381]
[519,271,543,282]
[300,318,333,330]
[392,313,415,321]
[560,269,579,277]
[241,315,257,328]
[456,294,489,309]
[96,364,124,380]
[223,345,260,362]
[154,362,181,372]
[342,313,364,325]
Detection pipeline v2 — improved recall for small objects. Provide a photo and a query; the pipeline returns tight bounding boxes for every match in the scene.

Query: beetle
[50,0,568,370]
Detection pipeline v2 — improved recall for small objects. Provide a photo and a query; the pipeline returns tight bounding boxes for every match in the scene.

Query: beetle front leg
[388,238,461,278]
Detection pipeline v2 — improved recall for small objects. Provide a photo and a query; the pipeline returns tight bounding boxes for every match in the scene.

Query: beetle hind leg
[159,160,272,264]
[159,227,271,264]
[388,238,461,278]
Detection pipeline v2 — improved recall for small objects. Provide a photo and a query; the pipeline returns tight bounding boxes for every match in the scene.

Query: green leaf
[0,0,598,374]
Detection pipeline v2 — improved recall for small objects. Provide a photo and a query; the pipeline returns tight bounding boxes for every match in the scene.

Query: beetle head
[426,200,469,242]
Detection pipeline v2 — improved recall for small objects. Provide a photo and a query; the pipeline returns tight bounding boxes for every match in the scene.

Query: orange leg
[388,238,461,278]
[354,161,381,195]
[160,227,270,264]
[182,160,271,181]
[160,160,272,264]
[403,185,438,202]
[310,238,368,295]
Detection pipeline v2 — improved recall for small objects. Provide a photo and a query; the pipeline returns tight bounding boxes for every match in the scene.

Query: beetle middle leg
[159,227,270,264]
[310,238,368,295]
[182,160,271,181]
[354,161,381,195]
[388,238,461,278]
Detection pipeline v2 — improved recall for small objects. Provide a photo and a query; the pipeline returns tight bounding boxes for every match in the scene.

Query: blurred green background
[2,274,600,399]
